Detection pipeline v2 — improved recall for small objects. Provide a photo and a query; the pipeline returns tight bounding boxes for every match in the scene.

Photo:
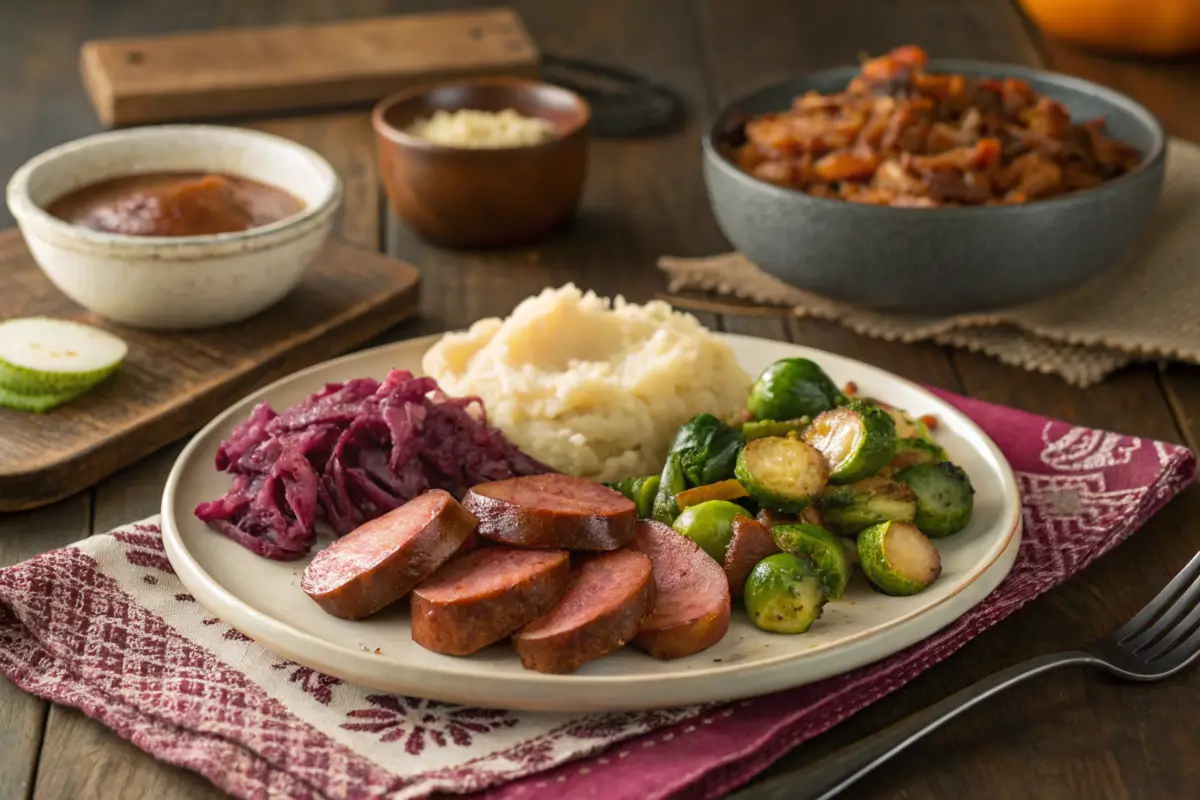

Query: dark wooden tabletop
[2,1,1199,799]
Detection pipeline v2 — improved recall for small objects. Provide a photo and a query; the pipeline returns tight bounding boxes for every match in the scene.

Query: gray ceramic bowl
[703,61,1166,315]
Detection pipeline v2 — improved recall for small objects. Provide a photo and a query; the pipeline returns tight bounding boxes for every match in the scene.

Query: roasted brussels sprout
[606,475,661,518]
[735,435,830,513]
[672,413,744,486]
[802,400,896,484]
[743,553,828,634]
[857,520,942,596]
[671,499,749,562]
[651,414,743,523]
[818,475,917,535]
[772,522,852,600]
[886,436,950,474]
[894,461,975,538]
[747,358,844,422]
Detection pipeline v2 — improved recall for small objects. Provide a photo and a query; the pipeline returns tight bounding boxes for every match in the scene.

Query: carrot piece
[675,479,750,510]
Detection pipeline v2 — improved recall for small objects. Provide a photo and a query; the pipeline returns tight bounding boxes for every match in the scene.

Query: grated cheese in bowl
[405,108,557,148]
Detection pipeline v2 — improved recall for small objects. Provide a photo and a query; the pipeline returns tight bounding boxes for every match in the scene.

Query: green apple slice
[0,317,127,395]
[0,384,89,413]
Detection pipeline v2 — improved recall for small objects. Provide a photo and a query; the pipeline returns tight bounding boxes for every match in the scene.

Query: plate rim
[161,331,1022,704]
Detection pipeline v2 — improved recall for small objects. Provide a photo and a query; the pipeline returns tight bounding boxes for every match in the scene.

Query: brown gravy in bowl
[45,172,305,237]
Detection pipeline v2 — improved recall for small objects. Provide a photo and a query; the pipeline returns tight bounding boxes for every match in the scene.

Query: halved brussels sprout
[894,461,975,538]
[802,401,897,484]
[735,435,829,512]
[857,520,942,596]
[818,475,917,535]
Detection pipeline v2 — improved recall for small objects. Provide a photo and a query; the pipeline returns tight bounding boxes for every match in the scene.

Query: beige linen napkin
[661,138,1200,387]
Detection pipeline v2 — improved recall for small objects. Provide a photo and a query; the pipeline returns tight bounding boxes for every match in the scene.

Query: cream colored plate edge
[162,333,1022,712]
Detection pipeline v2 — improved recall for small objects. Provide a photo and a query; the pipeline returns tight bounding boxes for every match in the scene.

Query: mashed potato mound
[422,284,751,482]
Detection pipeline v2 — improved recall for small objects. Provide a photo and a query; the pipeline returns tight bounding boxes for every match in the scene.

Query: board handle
[542,54,684,138]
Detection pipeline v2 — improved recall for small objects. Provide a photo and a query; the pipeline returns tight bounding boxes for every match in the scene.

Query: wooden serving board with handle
[80,7,541,126]
[0,229,421,512]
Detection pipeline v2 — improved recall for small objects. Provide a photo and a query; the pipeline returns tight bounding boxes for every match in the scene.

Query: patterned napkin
[661,138,1200,388]
[0,390,1194,800]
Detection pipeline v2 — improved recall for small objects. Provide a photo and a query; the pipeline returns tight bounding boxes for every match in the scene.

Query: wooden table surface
[3,1,1199,798]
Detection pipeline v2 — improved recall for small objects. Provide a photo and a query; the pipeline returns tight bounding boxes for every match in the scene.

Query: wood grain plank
[1162,364,1200,452]
[81,8,540,126]
[34,711,220,800]
[696,2,1196,799]
[0,1,96,796]
[0,498,92,800]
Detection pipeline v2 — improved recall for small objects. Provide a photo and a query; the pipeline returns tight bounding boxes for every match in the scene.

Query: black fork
[731,550,1200,800]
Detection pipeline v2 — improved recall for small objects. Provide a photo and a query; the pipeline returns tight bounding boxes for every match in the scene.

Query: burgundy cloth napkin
[0,389,1194,800]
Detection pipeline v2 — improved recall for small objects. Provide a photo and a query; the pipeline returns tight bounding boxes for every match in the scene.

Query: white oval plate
[162,333,1021,712]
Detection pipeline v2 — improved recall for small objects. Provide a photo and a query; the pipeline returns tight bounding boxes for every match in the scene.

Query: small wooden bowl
[373,78,590,249]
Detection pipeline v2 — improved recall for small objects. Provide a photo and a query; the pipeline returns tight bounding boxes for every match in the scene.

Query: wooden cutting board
[81,7,541,126]
[0,229,421,512]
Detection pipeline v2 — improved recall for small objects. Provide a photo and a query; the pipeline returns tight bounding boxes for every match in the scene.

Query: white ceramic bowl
[6,125,342,330]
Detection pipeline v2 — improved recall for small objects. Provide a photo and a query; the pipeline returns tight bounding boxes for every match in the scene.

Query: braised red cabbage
[194,369,549,560]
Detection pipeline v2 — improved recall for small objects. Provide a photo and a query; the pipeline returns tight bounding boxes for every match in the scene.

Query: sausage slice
[411,547,571,656]
[464,474,636,550]
[632,520,732,659]
[723,516,782,598]
[300,490,477,620]
[513,548,654,674]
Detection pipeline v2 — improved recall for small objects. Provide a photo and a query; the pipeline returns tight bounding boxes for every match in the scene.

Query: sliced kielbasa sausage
[632,520,732,660]
[300,489,477,620]
[513,548,654,674]
[464,473,636,550]
[411,547,571,656]
[723,516,782,598]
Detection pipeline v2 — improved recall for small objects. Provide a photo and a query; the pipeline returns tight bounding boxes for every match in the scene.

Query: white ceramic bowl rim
[5,124,342,247]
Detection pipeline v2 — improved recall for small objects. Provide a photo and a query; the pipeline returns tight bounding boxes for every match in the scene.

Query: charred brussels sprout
[747,358,844,422]
[857,521,942,596]
[887,437,950,474]
[743,553,828,634]
[818,475,917,535]
[893,461,975,538]
[735,435,830,513]
[802,401,897,484]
